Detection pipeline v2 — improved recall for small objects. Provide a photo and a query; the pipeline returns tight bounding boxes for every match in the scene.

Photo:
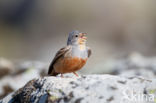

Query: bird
[48,30,91,77]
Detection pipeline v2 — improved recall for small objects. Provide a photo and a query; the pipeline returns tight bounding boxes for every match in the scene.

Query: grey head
[67,30,87,46]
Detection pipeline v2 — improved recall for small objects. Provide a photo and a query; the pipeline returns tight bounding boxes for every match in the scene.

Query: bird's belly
[54,57,87,73]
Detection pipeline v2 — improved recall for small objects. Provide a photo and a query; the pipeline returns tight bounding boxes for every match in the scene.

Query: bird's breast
[54,57,87,73]
[71,45,88,59]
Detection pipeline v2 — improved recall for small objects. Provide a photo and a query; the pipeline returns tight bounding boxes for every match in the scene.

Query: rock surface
[1,75,156,103]
[0,60,48,99]
[1,54,156,102]
[91,53,156,79]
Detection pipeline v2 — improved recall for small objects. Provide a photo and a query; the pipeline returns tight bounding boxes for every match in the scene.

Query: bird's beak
[79,33,87,40]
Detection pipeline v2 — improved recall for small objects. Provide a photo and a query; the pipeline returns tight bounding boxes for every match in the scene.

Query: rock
[0,61,48,99]
[1,75,156,103]
[1,53,156,101]
[110,53,156,78]
[91,53,156,79]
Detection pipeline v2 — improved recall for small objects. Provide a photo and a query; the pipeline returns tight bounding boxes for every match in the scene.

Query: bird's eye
[75,35,78,37]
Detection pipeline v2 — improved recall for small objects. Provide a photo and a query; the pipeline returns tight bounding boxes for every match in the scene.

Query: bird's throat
[79,44,86,50]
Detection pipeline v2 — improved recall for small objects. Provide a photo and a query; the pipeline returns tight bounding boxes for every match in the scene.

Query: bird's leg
[73,72,79,77]
[61,74,64,78]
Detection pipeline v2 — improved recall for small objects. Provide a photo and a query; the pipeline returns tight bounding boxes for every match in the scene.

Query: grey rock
[0,61,48,99]
[1,75,156,103]
[111,53,156,78]
[92,53,156,78]
[1,53,156,101]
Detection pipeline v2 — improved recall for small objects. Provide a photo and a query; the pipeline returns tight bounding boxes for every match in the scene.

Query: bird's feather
[87,47,92,58]
[48,46,71,75]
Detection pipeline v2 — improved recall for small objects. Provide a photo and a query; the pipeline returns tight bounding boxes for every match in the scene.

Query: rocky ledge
[1,75,156,103]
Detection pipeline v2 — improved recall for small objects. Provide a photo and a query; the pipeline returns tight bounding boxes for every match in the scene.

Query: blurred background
[0,0,156,72]
[1,0,156,99]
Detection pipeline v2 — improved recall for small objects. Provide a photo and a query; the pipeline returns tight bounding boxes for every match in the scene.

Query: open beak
[79,33,87,40]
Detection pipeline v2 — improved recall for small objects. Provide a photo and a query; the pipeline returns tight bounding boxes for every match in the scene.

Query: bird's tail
[48,69,59,76]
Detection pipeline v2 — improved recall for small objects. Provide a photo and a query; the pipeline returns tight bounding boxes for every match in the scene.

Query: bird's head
[67,30,87,46]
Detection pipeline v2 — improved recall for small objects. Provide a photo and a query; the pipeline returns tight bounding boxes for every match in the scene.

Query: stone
[1,75,156,103]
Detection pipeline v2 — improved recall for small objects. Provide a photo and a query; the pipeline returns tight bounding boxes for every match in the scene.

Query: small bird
[48,30,91,77]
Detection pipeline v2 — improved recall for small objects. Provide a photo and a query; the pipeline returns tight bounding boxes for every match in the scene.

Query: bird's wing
[48,46,71,75]
[87,47,92,58]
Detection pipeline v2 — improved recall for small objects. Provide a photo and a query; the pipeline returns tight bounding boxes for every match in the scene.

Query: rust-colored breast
[54,57,87,73]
